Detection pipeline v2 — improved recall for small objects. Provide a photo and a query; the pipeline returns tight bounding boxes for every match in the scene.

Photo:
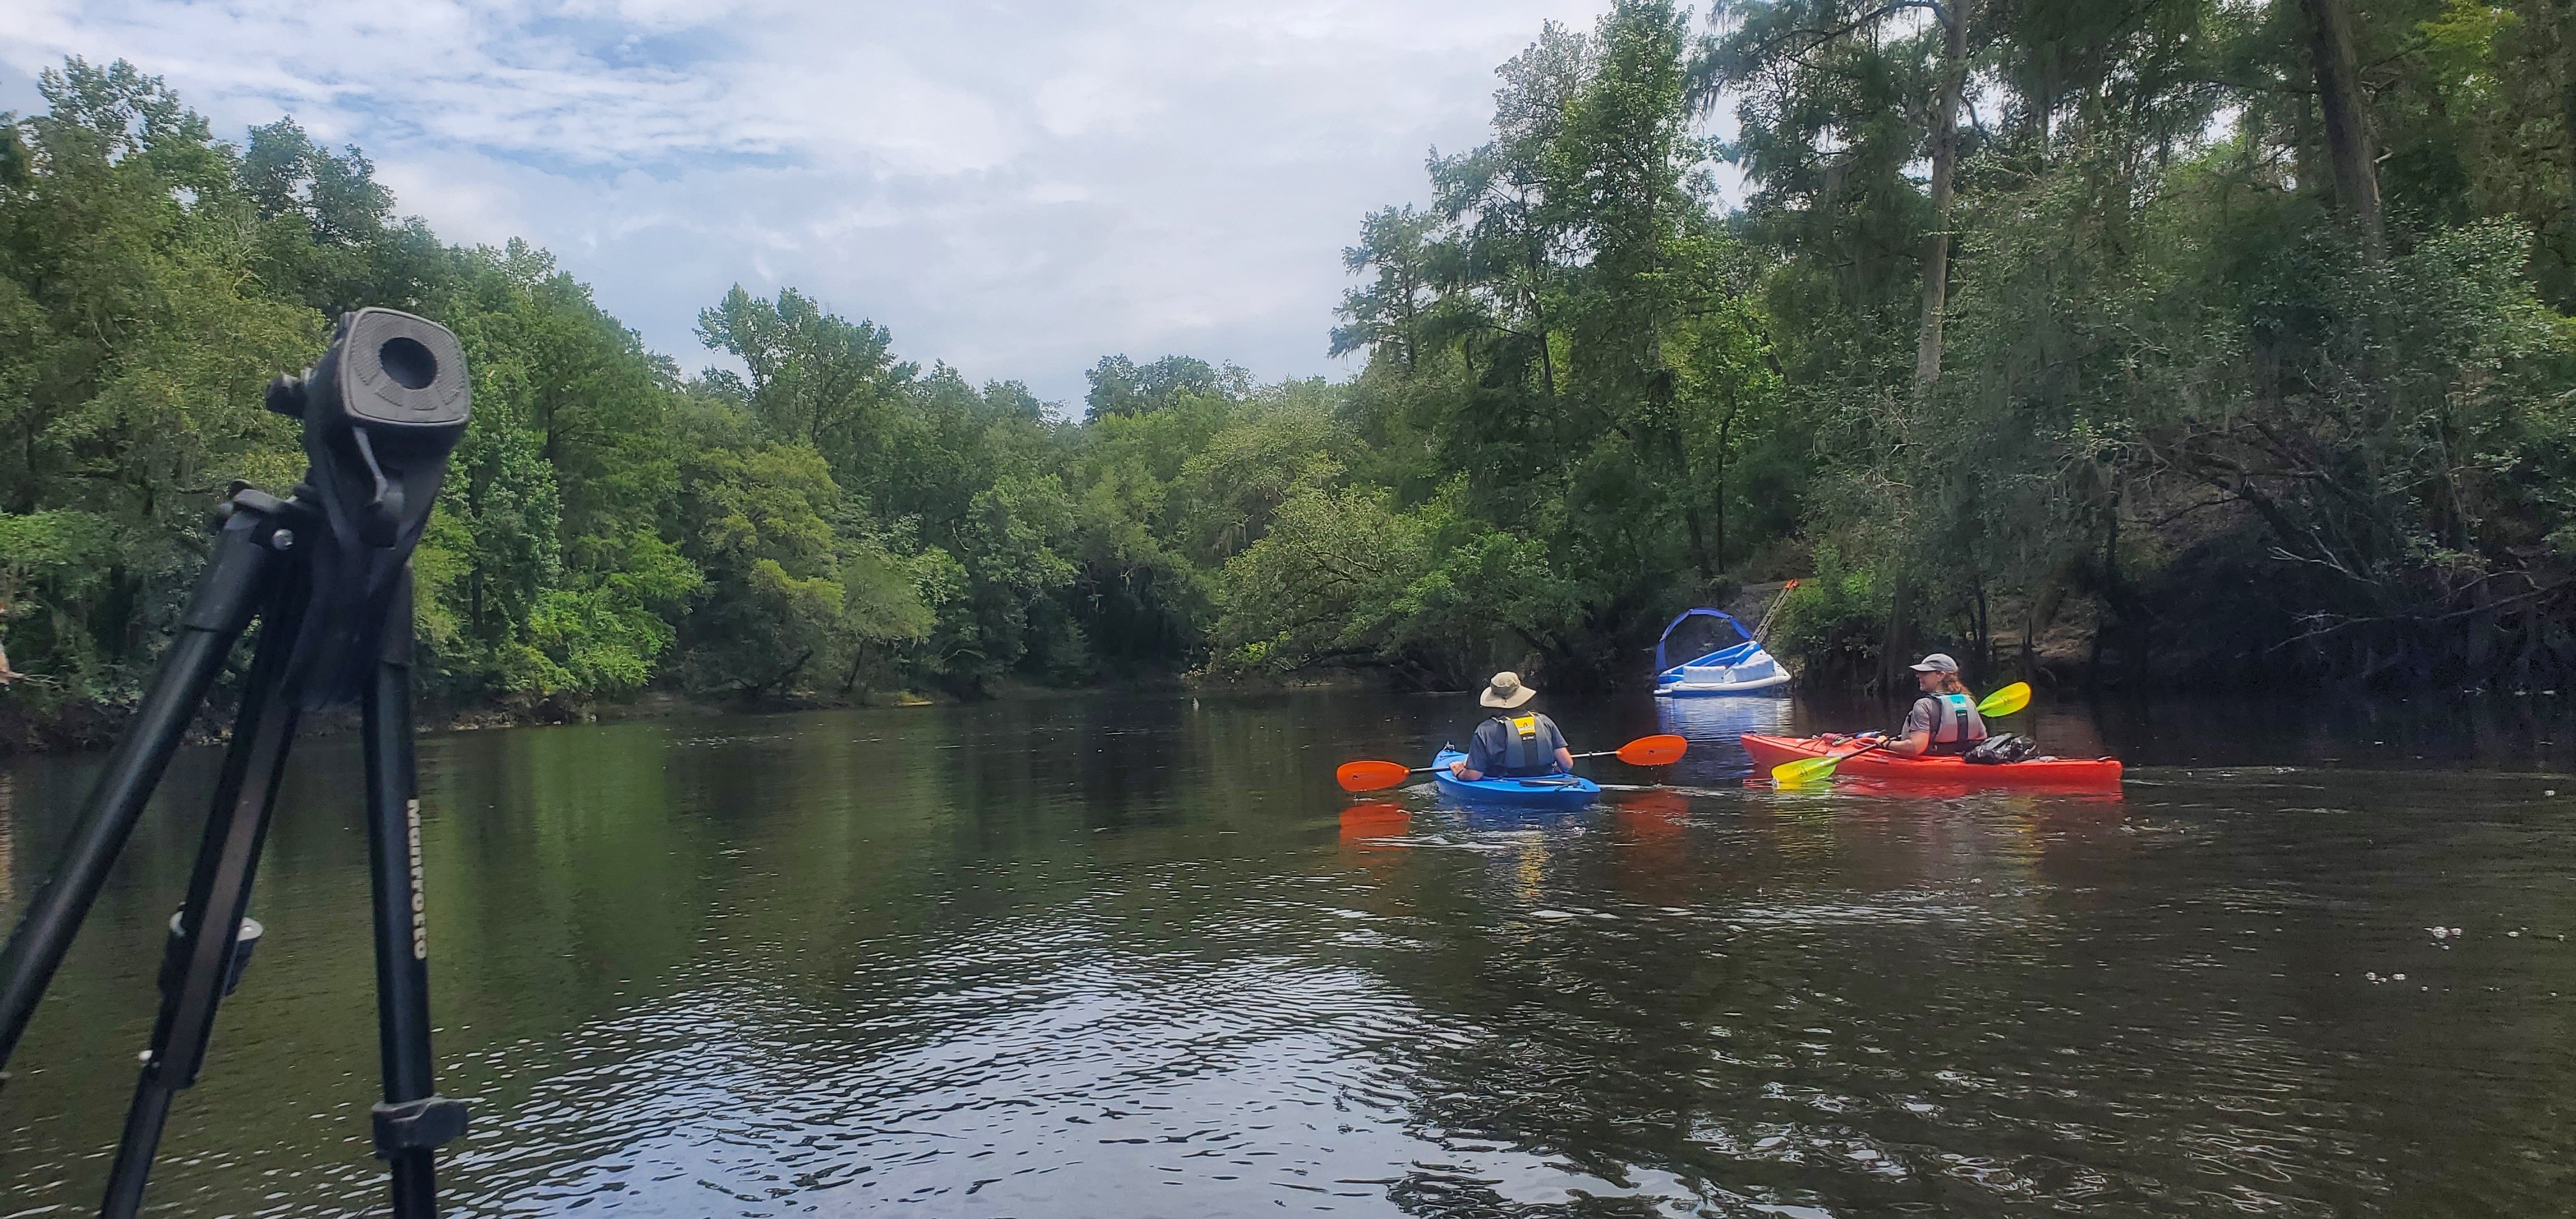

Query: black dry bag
[1962,733,2039,765]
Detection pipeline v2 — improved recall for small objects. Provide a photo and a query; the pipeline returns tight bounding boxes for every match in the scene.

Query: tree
[238,116,441,314]
[1082,353,1248,417]
[671,441,847,696]
[0,59,318,692]
[1913,0,1975,394]
[1330,206,1439,374]
[695,286,917,498]
[2299,0,2384,254]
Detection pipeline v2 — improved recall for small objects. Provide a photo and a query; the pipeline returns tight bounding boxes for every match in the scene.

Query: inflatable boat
[1653,608,1791,696]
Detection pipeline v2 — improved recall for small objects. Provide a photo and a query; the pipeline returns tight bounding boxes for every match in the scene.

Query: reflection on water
[0,770,14,910]
[1656,694,1795,784]
[4,690,2575,1216]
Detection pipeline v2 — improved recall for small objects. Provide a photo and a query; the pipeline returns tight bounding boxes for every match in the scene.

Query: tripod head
[264,308,471,706]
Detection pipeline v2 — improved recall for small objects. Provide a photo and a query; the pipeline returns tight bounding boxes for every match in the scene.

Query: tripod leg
[99,559,310,1219]
[362,572,464,1217]
[0,511,279,1067]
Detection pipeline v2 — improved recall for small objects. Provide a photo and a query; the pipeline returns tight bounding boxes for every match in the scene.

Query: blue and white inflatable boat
[1652,608,1791,697]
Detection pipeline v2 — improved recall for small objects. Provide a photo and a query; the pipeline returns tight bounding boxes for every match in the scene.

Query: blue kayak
[1429,749,1602,811]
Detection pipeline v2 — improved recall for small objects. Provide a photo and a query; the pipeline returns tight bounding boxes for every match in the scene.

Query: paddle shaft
[1388,744,1611,779]
[1418,752,1579,777]
[1770,735,1897,785]
[1476,735,1662,763]
[1338,733,1685,792]
[1832,736,1894,763]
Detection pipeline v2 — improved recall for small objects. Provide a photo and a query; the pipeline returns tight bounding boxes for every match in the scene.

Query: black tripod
[0,309,474,1217]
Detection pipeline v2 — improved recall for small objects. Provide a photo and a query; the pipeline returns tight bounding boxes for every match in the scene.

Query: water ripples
[9,695,2576,1216]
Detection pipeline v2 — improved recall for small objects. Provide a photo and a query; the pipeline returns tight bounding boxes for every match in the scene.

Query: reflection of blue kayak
[1430,749,1602,811]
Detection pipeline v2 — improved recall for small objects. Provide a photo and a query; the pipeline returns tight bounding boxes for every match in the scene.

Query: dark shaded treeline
[3,0,2574,746]
[1309,0,2576,693]
[1695,0,2576,690]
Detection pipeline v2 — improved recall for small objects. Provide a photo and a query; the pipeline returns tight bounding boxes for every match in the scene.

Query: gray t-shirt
[1467,712,1568,776]
[1903,693,1984,748]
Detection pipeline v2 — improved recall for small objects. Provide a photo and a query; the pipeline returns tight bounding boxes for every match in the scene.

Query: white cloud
[0,0,1623,402]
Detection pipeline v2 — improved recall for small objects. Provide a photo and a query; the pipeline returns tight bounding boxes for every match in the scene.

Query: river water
[3,689,2573,1216]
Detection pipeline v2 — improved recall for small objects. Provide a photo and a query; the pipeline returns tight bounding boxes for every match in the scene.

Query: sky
[0,0,1632,406]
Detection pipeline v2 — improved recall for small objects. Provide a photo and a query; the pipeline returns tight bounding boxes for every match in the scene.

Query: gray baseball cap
[1908,652,1959,674]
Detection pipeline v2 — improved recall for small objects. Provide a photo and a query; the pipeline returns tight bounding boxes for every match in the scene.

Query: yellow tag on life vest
[1511,714,1538,740]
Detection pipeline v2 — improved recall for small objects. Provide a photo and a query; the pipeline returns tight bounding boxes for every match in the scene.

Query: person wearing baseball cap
[1448,671,1576,781]
[1890,652,1987,757]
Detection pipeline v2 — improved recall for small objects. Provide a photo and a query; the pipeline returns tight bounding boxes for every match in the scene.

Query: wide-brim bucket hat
[1480,671,1538,709]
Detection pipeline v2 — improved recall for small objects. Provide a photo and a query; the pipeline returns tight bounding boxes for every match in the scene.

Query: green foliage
[1764,549,1884,687]
[1212,486,1431,678]
[1211,480,1580,688]
[10,0,2573,730]
[238,116,441,315]
[0,59,321,700]
[1083,354,1249,418]
[696,286,916,489]
[526,530,703,696]
[0,26,1805,714]
[1330,206,1438,371]
[1225,0,1798,690]
[1707,0,2576,688]
[0,509,119,690]
[671,441,845,693]
[1223,0,2576,693]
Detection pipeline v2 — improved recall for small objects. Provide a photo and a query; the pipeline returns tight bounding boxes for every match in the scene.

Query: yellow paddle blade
[1978,681,2033,717]
[1770,755,1841,786]
[1336,760,1414,792]
[1614,734,1689,767]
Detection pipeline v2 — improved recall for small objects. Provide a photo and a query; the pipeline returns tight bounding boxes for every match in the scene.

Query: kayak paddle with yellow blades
[1336,735,1689,793]
[1770,682,2034,786]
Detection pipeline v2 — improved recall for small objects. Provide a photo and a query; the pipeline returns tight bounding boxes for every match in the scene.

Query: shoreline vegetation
[4,0,2574,753]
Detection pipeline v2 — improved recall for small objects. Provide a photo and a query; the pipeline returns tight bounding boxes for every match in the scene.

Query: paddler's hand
[1448,758,1471,779]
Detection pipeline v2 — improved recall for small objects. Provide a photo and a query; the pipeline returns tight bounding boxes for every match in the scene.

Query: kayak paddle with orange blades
[1336,734,1689,793]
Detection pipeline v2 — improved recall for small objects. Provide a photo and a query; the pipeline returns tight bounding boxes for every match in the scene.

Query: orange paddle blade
[1613,734,1689,767]
[1336,760,1415,792]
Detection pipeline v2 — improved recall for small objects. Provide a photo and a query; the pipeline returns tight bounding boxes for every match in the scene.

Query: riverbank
[0,686,907,756]
[0,668,1395,756]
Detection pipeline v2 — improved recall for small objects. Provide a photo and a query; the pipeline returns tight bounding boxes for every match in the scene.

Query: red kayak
[1740,733,2124,791]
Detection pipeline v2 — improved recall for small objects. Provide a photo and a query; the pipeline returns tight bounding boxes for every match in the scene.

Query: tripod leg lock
[158,912,264,999]
[371,1095,468,1157]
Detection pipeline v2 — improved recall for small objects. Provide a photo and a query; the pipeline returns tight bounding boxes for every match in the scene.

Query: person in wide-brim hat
[1453,671,1574,779]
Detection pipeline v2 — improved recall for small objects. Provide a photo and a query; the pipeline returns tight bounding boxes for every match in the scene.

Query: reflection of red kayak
[1740,733,2124,790]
